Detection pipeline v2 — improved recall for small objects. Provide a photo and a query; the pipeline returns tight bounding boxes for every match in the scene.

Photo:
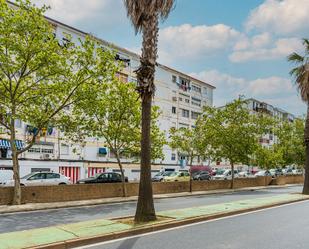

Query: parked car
[238,171,249,178]
[0,170,14,186]
[212,169,225,176]
[163,171,190,182]
[1,172,71,187]
[269,168,283,177]
[193,171,211,181]
[255,170,272,177]
[152,171,173,182]
[292,169,303,175]
[282,168,293,175]
[212,170,239,180]
[77,172,128,184]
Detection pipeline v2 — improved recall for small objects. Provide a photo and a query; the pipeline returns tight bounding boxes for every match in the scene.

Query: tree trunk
[189,155,193,192]
[115,151,127,197]
[302,104,309,194]
[231,162,234,189]
[10,116,21,205]
[134,13,158,223]
[135,94,156,222]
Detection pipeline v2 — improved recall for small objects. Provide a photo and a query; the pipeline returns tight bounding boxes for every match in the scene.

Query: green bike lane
[0,193,308,249]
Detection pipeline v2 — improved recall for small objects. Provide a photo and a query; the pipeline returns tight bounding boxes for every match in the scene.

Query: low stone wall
[271,175,304,185]
[0,176,302,205]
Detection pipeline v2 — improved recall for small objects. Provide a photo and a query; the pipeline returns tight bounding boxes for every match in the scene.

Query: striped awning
[0,139,24,150]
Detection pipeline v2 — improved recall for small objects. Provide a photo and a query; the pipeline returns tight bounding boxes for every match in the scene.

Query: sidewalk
[0,184,301,214]
[0,193,308,249]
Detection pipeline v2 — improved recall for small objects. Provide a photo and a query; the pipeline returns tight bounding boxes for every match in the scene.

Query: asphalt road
[83,199,309,249]
[0,185,301,234]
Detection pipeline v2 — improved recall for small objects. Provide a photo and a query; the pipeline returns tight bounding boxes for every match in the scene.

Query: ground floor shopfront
[0,159,184,183]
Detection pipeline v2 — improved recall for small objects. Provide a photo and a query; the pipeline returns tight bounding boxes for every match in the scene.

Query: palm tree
[288,38,309,194]
[123,0,174,222]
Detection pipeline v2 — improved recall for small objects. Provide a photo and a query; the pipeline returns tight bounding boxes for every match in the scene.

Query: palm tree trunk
[231,161,234,189]
[302,104,309,194]
[115,151,127,197]
[134,14,158,223]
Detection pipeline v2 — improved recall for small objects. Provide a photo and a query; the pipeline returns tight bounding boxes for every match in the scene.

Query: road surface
[0,185,301,234]
[82,199,309,249]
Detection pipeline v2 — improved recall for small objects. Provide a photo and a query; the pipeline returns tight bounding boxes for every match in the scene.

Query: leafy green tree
[0,0,117,204]
[254,145,284,170]
[169,127,200,167]
[124,0,175,223]
[288,39,309,194]
[63,80,166,197]
[276,119,305,168]
[199,99,263,188]
[169,126,204,192]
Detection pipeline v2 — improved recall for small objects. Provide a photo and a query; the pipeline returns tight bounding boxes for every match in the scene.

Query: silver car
[1,172,71,187]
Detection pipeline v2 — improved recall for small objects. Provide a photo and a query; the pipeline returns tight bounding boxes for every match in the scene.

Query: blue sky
[32,0,309,116]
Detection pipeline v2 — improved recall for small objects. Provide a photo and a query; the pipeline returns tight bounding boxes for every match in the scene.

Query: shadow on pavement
[116,237,139,249]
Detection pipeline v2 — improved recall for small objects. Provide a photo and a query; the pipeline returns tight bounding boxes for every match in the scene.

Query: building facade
[0,12,215,181]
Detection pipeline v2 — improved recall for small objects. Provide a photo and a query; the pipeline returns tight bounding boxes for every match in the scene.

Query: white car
[213,170,239,180]
[1,172,71,187]
[0,170,14,185]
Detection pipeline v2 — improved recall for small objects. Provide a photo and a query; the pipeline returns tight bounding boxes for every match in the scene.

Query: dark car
[193,171,212,181]
[77,172,128,184]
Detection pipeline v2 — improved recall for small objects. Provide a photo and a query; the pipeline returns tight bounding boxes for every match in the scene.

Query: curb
[30,196,309,249]
[0,184,301,215]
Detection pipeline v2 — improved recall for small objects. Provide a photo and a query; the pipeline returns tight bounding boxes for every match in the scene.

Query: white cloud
[229,37,302,63]
[247,76,293,95]
[246,0,309,35]
[158,24,241,62]
[190,69,305,115]
[31,0,127,31]
[33,0,111,23]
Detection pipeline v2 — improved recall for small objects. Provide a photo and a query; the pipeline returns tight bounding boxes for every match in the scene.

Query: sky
[30,0,309,116]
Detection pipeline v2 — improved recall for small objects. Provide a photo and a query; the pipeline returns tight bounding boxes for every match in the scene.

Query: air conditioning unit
[172,97,177,101]
[40,154,50,160]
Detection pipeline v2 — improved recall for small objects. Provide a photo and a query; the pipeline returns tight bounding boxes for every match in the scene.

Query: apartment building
[0,11,215,181]
[246,98,296,147]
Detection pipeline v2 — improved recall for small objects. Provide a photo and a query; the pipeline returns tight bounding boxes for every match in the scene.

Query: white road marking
[74,199,309,249]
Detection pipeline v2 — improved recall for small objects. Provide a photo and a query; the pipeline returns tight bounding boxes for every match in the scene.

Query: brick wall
[0,175,303,205]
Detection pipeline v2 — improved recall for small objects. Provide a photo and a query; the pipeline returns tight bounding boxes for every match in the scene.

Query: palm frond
[123,0,175,33]
[303,38,309,53]
[296,68,309,102]
[287,52,304,64]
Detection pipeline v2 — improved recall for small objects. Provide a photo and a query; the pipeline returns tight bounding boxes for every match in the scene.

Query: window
[116,72,128,83]
[172,75,177,83]
[191,84,201,93]
[31,168,50,173]
[191,111,201,120]
[203,87,208,96]
[28,147,41,153]
[191,97,201,107]
[46,173,60,179]
[172,106,176,114]
[179,97,183,102]
[181,109,190,118]
[41,148,53,154]
[61,144,69,155]
[28,173,45,180]
[179,123,189,128]
[15,119,22,128]
[185,99,190,103]
[171,153,176,161]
